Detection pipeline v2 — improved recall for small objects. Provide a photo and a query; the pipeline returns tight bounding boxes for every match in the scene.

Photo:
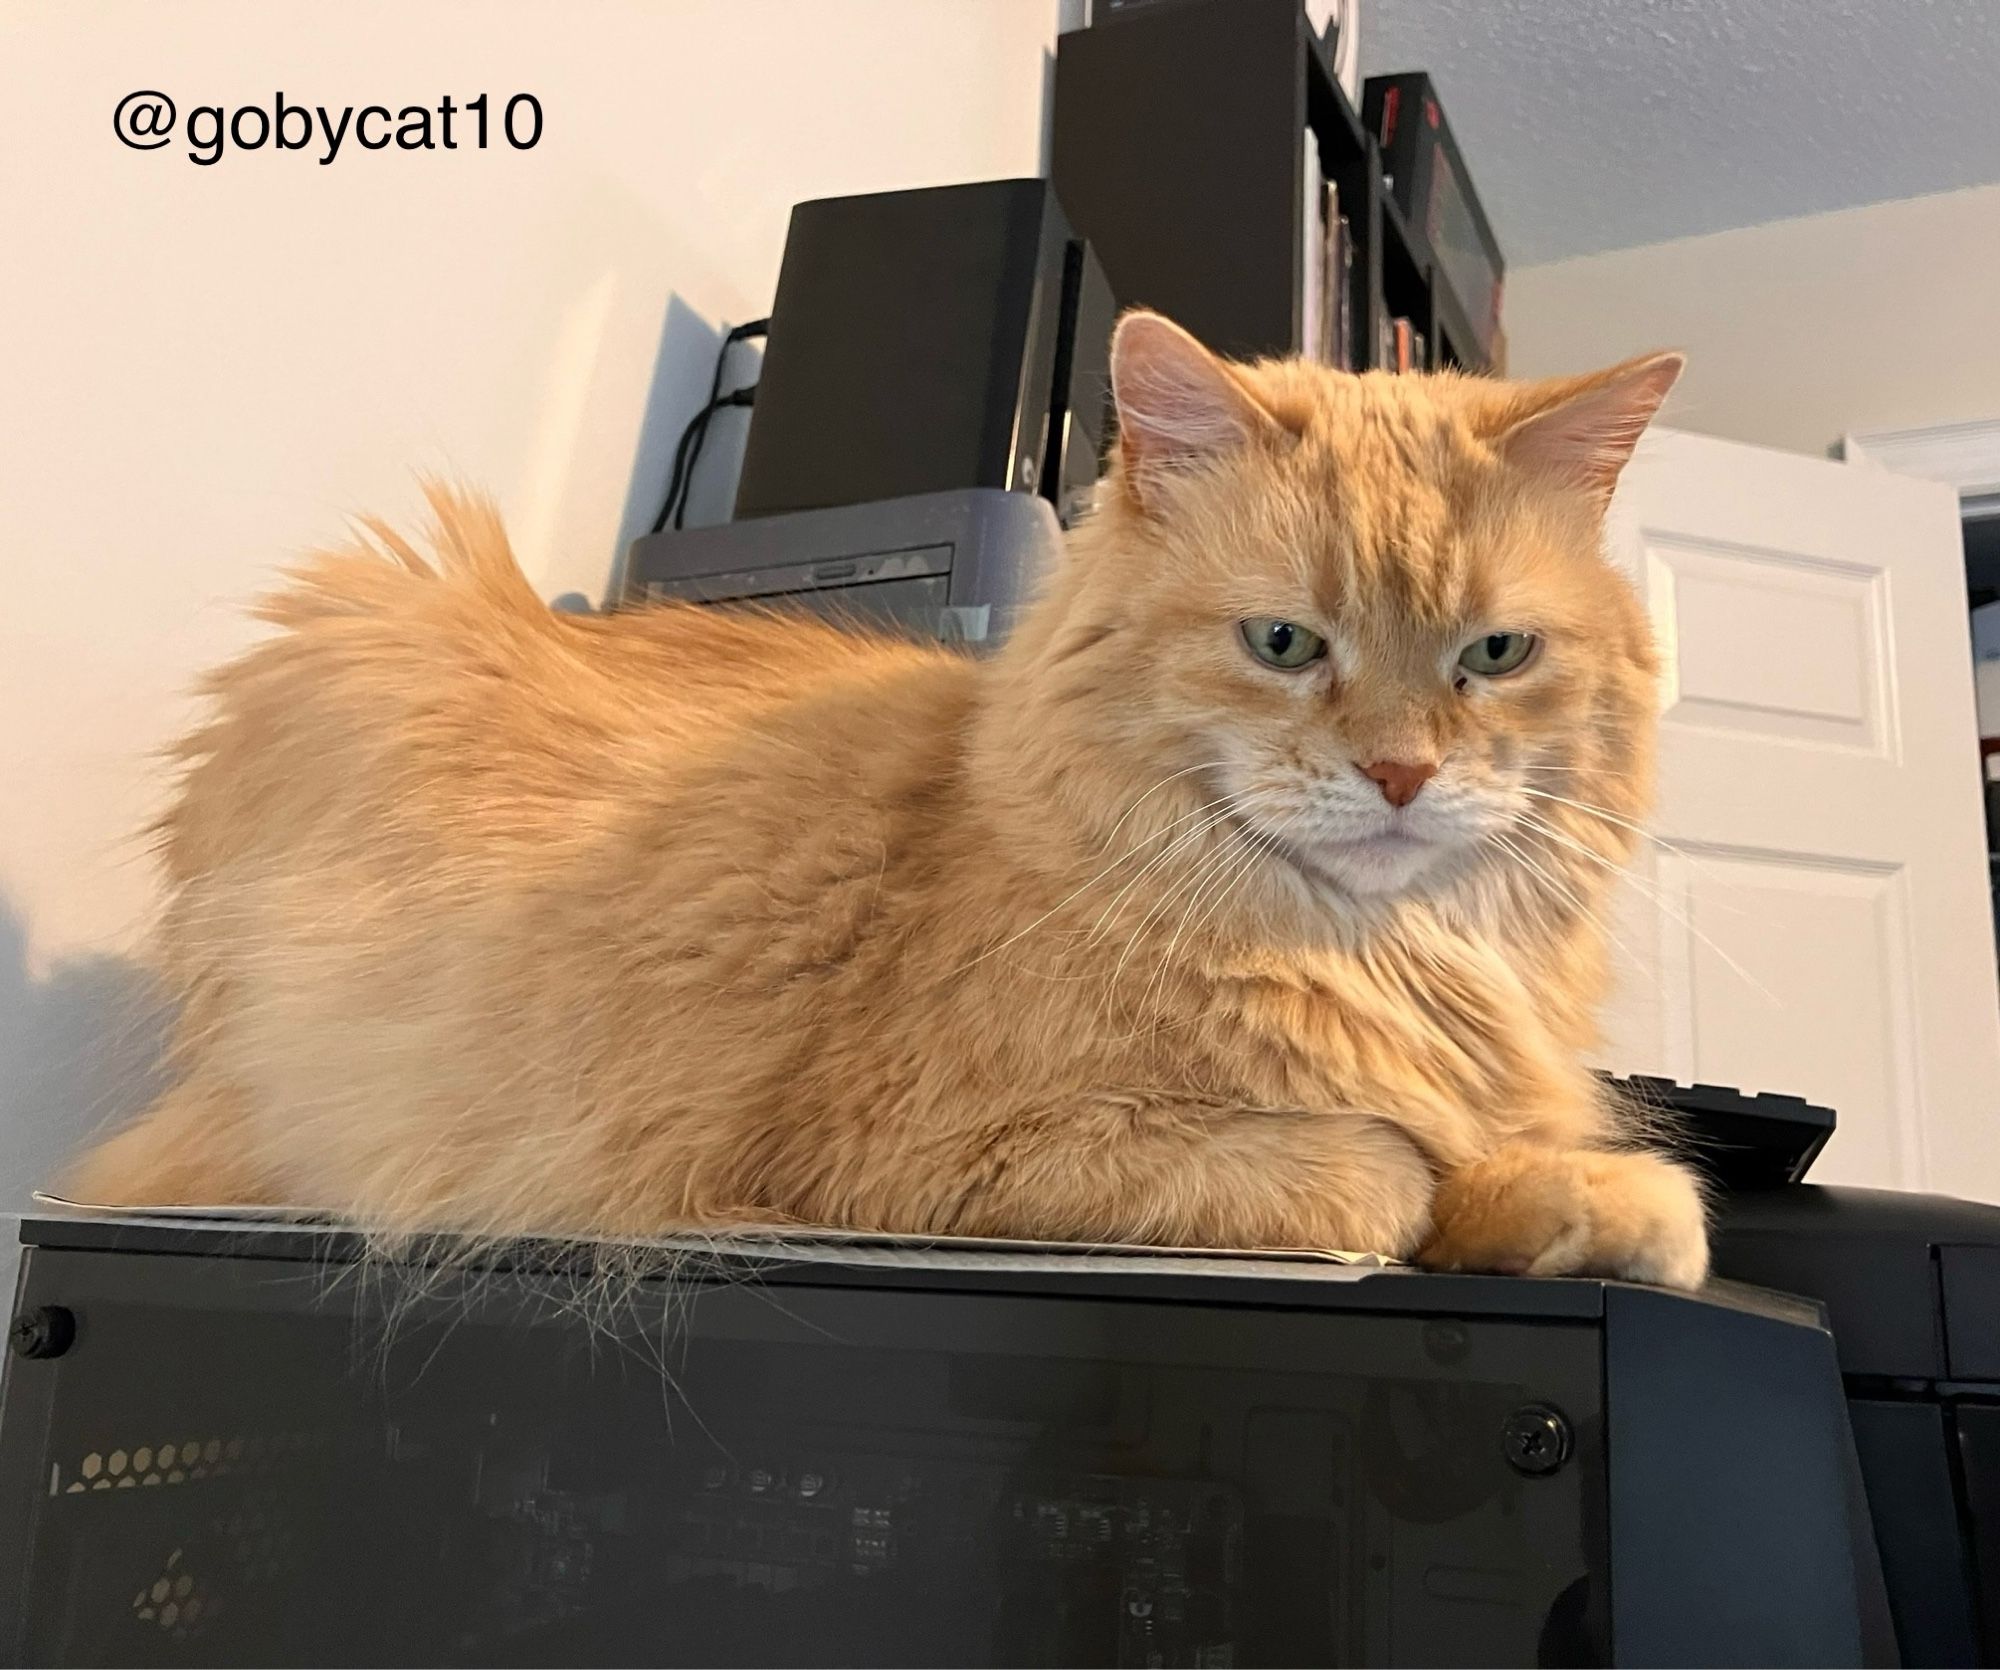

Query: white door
[1594,427,2000,1200]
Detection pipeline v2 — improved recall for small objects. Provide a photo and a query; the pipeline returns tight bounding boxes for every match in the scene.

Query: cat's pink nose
[1361,759,1436,808]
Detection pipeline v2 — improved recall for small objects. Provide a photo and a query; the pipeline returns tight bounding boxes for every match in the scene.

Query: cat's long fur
[71,314,1709,1287]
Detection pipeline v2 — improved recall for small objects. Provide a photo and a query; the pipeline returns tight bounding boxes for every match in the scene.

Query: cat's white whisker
[1109,812,1257,986]
[1518,785,1658,841]
[950,783,1249,972]
[1516,809,1778,1005]
[1142,820,1277,1004]
[1083,794,1273,947]
[1520,785,1761,915]
[1115,819,1285,1044]
[1092,759,1235,856]
[1176,810,1305,959]
[1485,829,1650,982]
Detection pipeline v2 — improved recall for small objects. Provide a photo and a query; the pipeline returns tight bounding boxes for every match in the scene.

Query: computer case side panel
[1846,1398,1982,1665]
[0,1247,56,1667]
[1602,1284,1896,1667]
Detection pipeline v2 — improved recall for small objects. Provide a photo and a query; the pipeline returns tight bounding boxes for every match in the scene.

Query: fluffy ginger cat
[70,310,1707,1288]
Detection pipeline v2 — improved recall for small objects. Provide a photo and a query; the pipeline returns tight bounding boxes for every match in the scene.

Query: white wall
[0,0,1059,1210]
[1504,180,2000,457]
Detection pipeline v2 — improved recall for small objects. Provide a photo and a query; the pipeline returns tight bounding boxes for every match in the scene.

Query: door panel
[1647,533,1893,755]
[1663,845,1921,1190]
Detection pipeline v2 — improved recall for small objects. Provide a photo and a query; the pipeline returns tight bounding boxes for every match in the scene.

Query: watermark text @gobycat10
[113,90,543,166]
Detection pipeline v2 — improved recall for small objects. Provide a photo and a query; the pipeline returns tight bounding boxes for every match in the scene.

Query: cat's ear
[1110,310,1280,513]
[1494,351,1684,509]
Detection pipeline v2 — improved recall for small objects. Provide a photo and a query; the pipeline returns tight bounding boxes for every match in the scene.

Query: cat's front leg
[1416,1142,1708,1290]
[937,1100,1439,1260]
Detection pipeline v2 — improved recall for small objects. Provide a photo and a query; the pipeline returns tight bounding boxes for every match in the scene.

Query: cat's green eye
[1240,618,1327,670]
[1457,631,1539,678]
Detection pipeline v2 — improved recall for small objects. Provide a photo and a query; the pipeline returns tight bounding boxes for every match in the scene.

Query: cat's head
[1007,311,1678,913]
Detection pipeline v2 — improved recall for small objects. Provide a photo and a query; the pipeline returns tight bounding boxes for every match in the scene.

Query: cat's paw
[1417,1144,1708,1290]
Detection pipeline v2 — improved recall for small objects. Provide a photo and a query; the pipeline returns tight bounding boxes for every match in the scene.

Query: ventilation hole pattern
[129,1547,217,1640]
[62,1431,322,1496]
[223,1486,304,1583]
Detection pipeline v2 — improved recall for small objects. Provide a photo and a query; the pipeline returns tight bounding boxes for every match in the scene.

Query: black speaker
[734,179,1110,524]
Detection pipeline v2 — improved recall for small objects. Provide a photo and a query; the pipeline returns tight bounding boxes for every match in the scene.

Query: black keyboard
[1595,1072,1835,1190]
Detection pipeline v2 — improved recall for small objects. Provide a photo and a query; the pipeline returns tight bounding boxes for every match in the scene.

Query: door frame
[1843,417,2000,516]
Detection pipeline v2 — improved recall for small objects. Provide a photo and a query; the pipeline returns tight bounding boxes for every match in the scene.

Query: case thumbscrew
[9,1305,75,1361]
[1502,1404,1571,1476]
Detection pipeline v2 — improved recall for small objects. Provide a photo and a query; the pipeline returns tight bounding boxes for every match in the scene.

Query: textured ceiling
[1360,0,2000,266]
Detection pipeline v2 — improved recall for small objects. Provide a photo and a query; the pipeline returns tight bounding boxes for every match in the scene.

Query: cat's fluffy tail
[151,479,560,898]
[259,478,545,631]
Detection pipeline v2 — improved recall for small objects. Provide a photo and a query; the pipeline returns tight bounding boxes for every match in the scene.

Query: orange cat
[70,311,1706,1287]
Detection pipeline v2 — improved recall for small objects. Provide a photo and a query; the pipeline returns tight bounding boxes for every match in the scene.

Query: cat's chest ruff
[1223,924,1520,1013]
[1211,932,1546,1091]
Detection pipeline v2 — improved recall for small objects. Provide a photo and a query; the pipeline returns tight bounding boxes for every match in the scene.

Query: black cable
[651,396,720,536]
[679,316,768,527]
[650,317,769,534]
[673,385,755,531]
[710,316,771,398]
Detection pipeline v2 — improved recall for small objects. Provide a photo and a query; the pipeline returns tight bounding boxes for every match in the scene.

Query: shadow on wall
[605,293,763,608]
[0,899,169,1214]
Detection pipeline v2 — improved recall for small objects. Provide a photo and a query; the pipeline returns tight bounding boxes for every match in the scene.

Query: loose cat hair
[70,312,1708,1288]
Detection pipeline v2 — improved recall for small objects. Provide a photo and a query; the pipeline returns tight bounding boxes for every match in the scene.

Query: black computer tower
[732,179,1112,527]
[0,1215,1888,1667]
[1713,1184,2000,1664]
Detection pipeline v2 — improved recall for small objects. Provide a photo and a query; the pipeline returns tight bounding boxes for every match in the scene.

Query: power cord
[650,317,769,534]
[653,385,756,534]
